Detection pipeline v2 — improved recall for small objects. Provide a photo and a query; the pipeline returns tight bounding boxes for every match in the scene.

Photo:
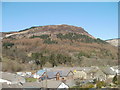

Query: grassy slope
[2,34,118,72]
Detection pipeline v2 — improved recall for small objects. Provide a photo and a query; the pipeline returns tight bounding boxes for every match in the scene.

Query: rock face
[3,24,95,39]
[106,38,119,47]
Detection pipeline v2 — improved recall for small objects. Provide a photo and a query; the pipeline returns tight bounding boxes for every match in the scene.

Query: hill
[1,24,118,72]
[3,24,95,39]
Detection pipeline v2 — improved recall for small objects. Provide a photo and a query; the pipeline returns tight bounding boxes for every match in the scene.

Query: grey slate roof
[1,72,25,84]
[47,71,62,79]
[102,67,116,75]
[62,70,74,77]
[46,70,73,79]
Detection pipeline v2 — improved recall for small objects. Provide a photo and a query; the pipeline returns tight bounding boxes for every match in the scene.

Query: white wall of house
[74,71,87,79]
[107,75,115,79]
[17,72,32,77]
[0,79,11,84]
[32,73,40,79]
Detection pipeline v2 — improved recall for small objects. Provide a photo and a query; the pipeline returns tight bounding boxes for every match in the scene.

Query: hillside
[3,24,95,39]
[1,24,118,72]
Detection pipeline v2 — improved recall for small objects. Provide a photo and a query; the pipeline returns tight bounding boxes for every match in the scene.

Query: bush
[3,42,14,48]
[30,34,49,39]
[4,36,16,40]
[77,51,90,58]
[43,38,58,44]
[96,81,106,88]
[75,79,81,86]
[56,33,107,44]
[2,61,23,72]
[87,84,94,88]
[113,74,117,84]
[112,74,119,85]
[25,78,37,82]
[39,34,50,39]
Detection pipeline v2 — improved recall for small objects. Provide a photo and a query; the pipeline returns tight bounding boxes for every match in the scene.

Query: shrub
[112,74,119,85]
[2,61,23,72]
[113,74,117,84]
[30,34,49,39]
[39,34,50,39]
[3,42,14,48]
[25,78,37,82]
[43,38,58,44]
[4,36,16,40]
[87,84,94,88]
[56,33,107,44]
[96,81,106,88]
[77,51,90,58]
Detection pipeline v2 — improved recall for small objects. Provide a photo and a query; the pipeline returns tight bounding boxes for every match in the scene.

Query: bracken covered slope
[3,24,95,39]
[1,25,118,72]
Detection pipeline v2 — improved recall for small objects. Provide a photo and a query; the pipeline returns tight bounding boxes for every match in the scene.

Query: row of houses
[1,66,119,86]
[32,69,74,81]
[16,66,119,82]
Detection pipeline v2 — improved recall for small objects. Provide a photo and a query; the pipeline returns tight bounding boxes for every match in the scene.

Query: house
[16,72,32,77]
[61,70,74,79]
[33,70,47,80]
[36,70,46,77]
[56,72,61,80]
[73,70,87,80]
[46,70,74,81]
[85,67,99,79]
[0,78,11,84]
[111,66,120,75]
[26,72,32,76]
[32,70,46,79]
[47,71,62,80]
[32,73,40,79]
[93,70,106,81]
[102,67,116,79]
[57,82,69,89]
[16,72,26,77]
[1,72,25,84]
[46,71,55,79]
[86,68,106,81]
[2,83,23,88]
[16,72,23,76]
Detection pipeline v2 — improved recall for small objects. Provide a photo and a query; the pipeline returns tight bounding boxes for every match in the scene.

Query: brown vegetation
[2,25,118,72]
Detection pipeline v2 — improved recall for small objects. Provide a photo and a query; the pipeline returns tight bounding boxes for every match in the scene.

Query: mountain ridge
[2,24,95,39]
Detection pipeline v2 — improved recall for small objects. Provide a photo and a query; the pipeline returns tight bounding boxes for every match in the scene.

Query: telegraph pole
[45,68,47,88]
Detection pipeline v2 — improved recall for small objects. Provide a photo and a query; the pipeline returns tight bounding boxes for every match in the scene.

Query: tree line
[56,33,107,44]
[30,33,107,44]
[30,34,58,44]
[31,52,72,68]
